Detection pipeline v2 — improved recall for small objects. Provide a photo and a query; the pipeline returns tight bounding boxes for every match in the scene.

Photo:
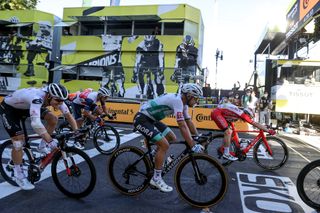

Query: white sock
[153,169,162,181]
[13,165,24,179]
[224,147,229,155]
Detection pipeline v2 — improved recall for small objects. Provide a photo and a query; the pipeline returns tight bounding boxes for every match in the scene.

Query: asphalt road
[0,122,318,213]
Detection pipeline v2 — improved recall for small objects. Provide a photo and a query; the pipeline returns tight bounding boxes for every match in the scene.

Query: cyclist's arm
[251,121,269,132]
[240,113,269,132]
[185,119,198,136]
[177,120,195,148]
[29,99,52,142]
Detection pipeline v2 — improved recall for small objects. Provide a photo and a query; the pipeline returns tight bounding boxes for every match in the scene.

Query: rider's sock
[13,164,24,179]
[153,169,162,181]
[224,147,229,155]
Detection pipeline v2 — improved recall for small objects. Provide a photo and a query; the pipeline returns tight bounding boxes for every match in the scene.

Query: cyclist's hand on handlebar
[107,112,117,120]
[95,116,102,123]
[191,144,204,153]
[268,129,276,135]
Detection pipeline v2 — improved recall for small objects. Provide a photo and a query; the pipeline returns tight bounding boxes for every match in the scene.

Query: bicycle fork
[61,151,80,176]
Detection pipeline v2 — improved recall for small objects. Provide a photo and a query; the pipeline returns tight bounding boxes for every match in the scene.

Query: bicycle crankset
[28,164,41,183]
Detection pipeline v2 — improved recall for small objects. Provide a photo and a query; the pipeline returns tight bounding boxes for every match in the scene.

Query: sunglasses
[53,98,64,103]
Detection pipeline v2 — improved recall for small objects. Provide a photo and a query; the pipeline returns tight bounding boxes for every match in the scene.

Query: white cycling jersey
[140,93,190,121]
[4,87,69,117]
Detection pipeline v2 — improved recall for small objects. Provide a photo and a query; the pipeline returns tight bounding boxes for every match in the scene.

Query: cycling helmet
[181,83,203,98]
[183,35,194,46]
[243,108,254,119]
[98,87,111,97]
[144,35,155,41]
[47,83,68,100]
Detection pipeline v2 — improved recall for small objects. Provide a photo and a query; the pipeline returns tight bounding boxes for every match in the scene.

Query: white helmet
[144,35,155,41]
[181,83,203,98]
[243,107,254,119]
[47,83,68,100]
[98,87,111,97]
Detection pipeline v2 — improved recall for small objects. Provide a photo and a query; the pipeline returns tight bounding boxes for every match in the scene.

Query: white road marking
[0,130,141,199]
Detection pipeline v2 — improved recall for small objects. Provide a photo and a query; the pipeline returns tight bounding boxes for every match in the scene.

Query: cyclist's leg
[133,113,172,192]
[0,103,34,189]
[72,103,84,128]
[137,68,145,95]
[154,121,176,142]
[211,110,237,161]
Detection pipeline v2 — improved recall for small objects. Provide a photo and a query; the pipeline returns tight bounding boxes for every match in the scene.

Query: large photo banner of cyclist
[0,10,56,91]
[60,34,201,99]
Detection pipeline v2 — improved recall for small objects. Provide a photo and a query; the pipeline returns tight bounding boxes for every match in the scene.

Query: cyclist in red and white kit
[211,101,276,161]
[71,87,115,149]
[0,83,78,190]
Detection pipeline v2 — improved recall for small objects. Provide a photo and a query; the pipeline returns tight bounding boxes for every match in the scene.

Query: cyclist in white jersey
[0,83,78,190]
[133,83,204,192]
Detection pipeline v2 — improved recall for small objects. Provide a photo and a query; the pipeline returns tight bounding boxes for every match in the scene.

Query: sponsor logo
[135,124,153,138]
[32,99,43,104]
[237,172,313,213]
[176,112,183,120]
[195,113,212,122]
[83,53,118,66]
[107,108,134,115]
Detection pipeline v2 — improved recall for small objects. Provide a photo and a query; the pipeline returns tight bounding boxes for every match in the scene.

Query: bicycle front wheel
[51,147,96,198]
[297,159,320,210]
[108,146,152,196]
[93,124,120,155]
[175,153,228,208]
[0,140,33,186]
[253,136,288,170]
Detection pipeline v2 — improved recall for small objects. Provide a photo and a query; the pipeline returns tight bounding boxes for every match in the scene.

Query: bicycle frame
[229,122,272,156]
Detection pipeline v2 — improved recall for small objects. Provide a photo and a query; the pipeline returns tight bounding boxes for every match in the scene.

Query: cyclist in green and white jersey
[133,83,204,192]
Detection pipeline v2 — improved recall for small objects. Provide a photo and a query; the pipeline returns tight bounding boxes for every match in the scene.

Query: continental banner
[106,102,249,131]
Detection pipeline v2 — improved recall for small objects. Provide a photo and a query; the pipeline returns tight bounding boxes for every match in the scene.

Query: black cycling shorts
[133,112,172,143]
[0,101,49,137]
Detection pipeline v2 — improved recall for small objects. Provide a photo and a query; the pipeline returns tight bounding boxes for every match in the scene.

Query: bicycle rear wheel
[51,147,96,198]
[297,159,320,210]
[108,146,152,196]
[253,136,288,170]
[175,154,228,208]
[93,124,120,155]
[0,140,33,186]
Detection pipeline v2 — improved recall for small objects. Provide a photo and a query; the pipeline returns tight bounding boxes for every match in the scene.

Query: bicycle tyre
[253,136,288,170]
[93,124,120,155]
[51,147,96,198]
[0,140,33,186]
[175,153,228,208]
[108,146,152,196]
[297,159,320,210]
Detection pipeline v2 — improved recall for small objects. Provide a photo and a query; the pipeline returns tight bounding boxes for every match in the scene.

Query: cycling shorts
[133,112,171,144]
[0,101,49,137]
[211,109,229,131]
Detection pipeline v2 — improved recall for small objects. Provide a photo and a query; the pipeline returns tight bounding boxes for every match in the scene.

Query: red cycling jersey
[211,103,253,130]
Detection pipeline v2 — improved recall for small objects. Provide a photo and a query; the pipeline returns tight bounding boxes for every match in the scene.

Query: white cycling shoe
[150,178,173,192]
[14,176,35,190]
[223,153,238,161]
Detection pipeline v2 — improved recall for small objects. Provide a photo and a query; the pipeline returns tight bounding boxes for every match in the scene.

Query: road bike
[296,159,320,210]
[56,114,120,155]
[202,122,289,170]
[107,133,228,208]
[0,116,96,198]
